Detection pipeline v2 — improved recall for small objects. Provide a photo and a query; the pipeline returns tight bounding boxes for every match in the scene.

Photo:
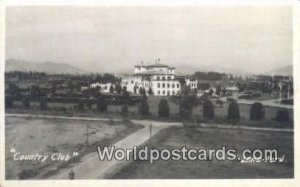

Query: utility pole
[279,81,282,100]
[193,117,197,128]
[287,84,290,99]
[83,124,96,147]
[86,124,89,146]
[149,124,153,148]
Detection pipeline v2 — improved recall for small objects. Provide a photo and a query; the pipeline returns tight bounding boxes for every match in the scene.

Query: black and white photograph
[1,2,299,186]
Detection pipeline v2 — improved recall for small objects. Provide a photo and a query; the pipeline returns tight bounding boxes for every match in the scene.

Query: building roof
[135,70,173,75]
[147,63,175,69]
[134,64,146,68]
[134,63,175,69]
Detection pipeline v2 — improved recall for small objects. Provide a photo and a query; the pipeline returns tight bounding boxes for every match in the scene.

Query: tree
[8,82,19,96]
[181,85,191,95]
[30,85,40,97]
[22,96,30,109]
[227,100,240,122]
[94,73,121,84]
[192,71,225,81]
[178,77,186,86]
[142,88,147,99]
[123,89,130,97]
[203,99,214,119]
[123,86,127,93]
[138,98,149,116]
[250,102,265,120]
[97,97,107,112]
[179,97,193,119]
[85,87,101,98]
[115,84,122,94]
[237,83,247,92]
[208,88,214,96]
[179,85,197,120]
[148,87,153,95]
[158,99,170,118]
[123,89,130,104]
[138,87,147,99]
[275,109,290,122]
[40,98,48,110]
[5,96,13,109]
[222,88,226,96]
[216,85,222,96]
[139,87,144,95]
[134,86,138,94]
[109,85,115,93]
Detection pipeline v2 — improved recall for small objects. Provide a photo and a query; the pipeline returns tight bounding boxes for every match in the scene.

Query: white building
[225,81,239,92]
[90,82,114,93]
[121,60,197,96]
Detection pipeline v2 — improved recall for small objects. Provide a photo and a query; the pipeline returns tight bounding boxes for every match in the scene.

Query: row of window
[157,83,180,88]
[156,90,179,95]
[156,76,173,81]
[190,83,197,87]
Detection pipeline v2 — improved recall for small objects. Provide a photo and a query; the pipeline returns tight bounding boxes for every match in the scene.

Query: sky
[6,6,292,74]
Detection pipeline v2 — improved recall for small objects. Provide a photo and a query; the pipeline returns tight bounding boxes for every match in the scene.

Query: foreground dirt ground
[5,116,141,179]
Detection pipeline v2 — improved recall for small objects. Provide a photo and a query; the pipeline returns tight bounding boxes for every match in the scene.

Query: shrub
[275,109,290,122]
[109,85,115,93]
[123,86,128,93]
[22,96,30,109]
[137,87,147,99]
[115,84,122,94]
[59,106,67,111]
[281,99,293,105]
[40,98,48,110]
[178,86,198,120]
[134,86,138,94]
[97,97,107,112]
[123,90,130,99]
[179,96,193,120]
[250,102,265,120]
[227,100,240,121]
[18,169,38,179]
[148,87,153,95]
[138,98,149,116]
[158,99,170,118]
[203,99,214,119]
[5,96,13,108]
[139,87,144,95]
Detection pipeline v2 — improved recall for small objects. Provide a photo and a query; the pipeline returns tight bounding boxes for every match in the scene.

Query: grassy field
[5,116,142,179]
[110,126,294,179]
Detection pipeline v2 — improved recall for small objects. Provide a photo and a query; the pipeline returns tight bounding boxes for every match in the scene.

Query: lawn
[5,116,142,179]
[110,126,293,179]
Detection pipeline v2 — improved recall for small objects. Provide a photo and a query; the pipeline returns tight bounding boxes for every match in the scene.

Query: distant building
[121,59,197,96]
[225,81,239,92]
[90,82,114,93]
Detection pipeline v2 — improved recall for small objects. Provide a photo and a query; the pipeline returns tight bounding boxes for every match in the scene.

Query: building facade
[121,60,197,96]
